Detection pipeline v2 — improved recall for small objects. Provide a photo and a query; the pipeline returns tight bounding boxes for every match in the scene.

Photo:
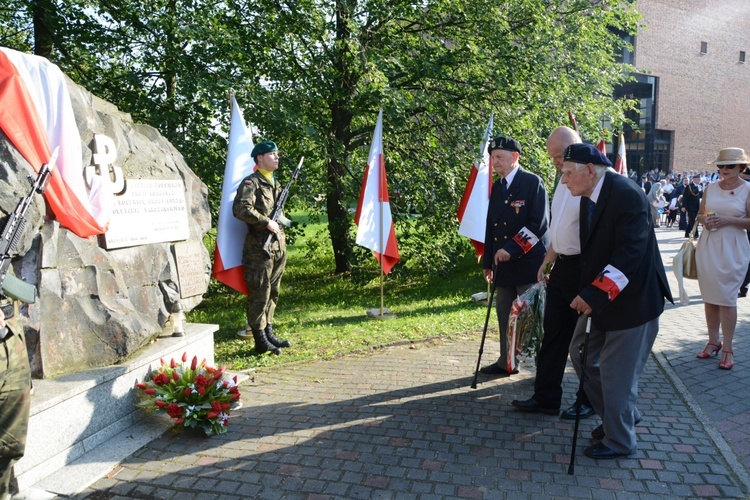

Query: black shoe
[511,398,559,415]
[591,418,641,440]
[479,363,518,376]
[583,442,631,459]
[560,403,595,420]
[739,287,748,298]
[250,328,281,355]
[265,325,291,348]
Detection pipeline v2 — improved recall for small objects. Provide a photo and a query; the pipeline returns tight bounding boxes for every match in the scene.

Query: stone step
[15,323,219,497]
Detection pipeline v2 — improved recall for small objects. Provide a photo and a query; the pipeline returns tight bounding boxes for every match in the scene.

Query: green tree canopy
[1,0,639,276]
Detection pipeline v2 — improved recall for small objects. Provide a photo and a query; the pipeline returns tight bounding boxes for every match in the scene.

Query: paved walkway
[74,227,750,499]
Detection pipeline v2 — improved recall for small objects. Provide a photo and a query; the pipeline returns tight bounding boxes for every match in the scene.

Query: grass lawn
[187,215,494,371]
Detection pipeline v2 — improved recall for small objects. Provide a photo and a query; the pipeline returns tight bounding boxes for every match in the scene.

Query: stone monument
[0,77,211,379]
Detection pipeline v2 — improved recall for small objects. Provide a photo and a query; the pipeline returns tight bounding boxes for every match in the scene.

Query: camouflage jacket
[232,171,285,255]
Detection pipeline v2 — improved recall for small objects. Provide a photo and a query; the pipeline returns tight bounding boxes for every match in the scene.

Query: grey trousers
[569,315,659,454]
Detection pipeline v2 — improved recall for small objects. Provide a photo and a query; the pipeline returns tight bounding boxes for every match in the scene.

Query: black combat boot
[265,324,291,348]
[251,328,281,355]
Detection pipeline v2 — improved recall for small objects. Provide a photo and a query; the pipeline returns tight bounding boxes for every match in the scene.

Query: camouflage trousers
[0,331,31,499]
[244,248,287,331]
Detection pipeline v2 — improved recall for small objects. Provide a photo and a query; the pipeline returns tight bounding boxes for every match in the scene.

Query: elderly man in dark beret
[233,140,291,355]
[480,136,550,376]
[561,143,672,459]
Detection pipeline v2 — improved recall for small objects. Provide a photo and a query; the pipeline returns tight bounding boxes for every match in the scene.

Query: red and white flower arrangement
[135,352,241,436]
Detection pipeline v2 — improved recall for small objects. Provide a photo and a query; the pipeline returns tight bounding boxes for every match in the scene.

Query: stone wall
[0,77,212,378]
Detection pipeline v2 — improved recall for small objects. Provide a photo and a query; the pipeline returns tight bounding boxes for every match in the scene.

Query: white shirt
[589,174,606,204]
[502,165,520,187]
[550,179,581,256]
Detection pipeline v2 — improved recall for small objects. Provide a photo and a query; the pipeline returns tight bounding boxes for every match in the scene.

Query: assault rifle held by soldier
[263,156,303,256]
[0,149,56,337]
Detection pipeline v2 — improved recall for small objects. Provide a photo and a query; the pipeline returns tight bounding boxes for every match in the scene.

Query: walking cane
[568,314,591,475]
[471,269,497,389]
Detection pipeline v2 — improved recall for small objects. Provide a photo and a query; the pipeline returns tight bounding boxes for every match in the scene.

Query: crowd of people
[477,127,750,461]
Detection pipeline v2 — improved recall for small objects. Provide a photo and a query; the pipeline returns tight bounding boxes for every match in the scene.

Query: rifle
[0,148,56,307]
[263,156,303,255]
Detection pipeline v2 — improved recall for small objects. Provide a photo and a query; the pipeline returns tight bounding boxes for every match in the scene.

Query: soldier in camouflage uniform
[232,140,290,355]
[0,298,31,499]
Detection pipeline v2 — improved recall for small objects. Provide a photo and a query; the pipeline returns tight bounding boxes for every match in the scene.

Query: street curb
[652,349,750,494]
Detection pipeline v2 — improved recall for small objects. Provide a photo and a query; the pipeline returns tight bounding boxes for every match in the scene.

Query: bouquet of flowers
[506,281,546,372]
[135,352,241,436]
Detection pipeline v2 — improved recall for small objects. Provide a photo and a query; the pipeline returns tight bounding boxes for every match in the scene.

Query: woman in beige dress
[695,148,750,369]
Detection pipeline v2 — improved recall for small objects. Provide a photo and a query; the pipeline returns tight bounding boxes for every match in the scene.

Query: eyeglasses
[718,165,738,170]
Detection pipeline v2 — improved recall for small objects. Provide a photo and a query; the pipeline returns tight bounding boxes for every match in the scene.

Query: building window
[741,51,746,63]
[700,41,708,54]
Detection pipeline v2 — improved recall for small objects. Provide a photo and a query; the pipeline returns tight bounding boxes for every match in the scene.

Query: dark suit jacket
[578,171,673,331]
[639,180,652,194]
[672,183,686,202]
[681,182,702,212]
[483,168,550,287]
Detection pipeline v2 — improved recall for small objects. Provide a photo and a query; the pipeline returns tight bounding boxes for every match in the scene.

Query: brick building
[617,0,750,175]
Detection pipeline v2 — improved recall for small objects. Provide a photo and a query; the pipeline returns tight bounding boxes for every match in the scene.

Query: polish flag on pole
[595,139,606,155]
[614,133,628,176]
[457,113,493,258]
[0,47,110,237]
[212,95,255,294]
[355,109,399,274]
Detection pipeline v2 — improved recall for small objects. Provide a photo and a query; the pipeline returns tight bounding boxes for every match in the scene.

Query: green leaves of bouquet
[135,352,241,436]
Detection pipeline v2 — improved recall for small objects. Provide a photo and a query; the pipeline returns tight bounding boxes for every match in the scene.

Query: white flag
[354,109,400,274]
[212,95,255,293]
[457,114,494,257]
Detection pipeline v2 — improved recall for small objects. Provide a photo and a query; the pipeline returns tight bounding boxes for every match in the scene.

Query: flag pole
[380,196,385,317]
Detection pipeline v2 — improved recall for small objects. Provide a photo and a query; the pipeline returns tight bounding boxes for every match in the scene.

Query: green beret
[251,140,277,158]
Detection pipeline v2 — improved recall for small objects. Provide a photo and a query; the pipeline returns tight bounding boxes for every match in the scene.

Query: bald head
[547,126,582,171]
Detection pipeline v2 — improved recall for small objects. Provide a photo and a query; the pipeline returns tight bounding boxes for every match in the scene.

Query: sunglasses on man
[718,164,737,170]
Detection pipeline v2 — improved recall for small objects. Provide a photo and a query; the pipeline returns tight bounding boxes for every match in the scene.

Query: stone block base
[15,323,218,496]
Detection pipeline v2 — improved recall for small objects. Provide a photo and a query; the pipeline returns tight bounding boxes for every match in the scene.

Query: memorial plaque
[173,241,209,298]
[102,179,190,249]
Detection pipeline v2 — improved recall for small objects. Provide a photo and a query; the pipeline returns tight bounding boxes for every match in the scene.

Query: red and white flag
[0,47,110,237]
[614,133,628,176]
[212,95,255,294]
[595,139,606,155]
[354,109,399,274]
[457,114,493,258]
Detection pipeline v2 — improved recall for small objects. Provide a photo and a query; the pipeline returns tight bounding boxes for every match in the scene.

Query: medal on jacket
[511,200,525,215]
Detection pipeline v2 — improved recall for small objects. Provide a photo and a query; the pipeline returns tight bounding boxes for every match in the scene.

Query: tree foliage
[0,0,639,276]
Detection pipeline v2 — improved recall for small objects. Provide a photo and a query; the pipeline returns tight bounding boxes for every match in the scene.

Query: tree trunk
[326,0,359,274]
[327,154,352,274]
[32,0,54,58]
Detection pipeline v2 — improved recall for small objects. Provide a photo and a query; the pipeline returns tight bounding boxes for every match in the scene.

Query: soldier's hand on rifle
[266,220,281,234]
